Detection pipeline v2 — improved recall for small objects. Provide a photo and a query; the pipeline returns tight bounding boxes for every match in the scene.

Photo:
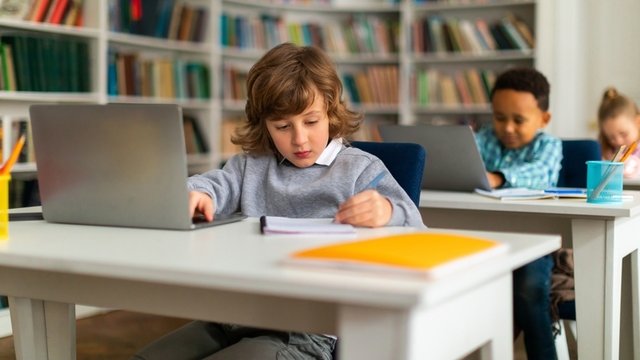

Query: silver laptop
[29,104,246,230]
[379,124,491,191]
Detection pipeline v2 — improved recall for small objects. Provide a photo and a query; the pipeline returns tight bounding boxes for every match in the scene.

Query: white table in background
[624,178,640,191]
[0,217,558,360]
[420,190,640,360]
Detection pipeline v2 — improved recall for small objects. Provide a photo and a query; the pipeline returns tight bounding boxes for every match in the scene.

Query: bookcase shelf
[0,91,100,103]
[412,50,534,63]
[413,0,536,12]
[0,0,217,178]
[219,0,539,142]
[413,104,492,114]
[108,32,213,54]
[0,0,540,176]
[224,0,401,13]
[0,19,100,36]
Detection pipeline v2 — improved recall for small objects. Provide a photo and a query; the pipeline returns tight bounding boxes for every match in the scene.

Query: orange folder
[288,232,507,279]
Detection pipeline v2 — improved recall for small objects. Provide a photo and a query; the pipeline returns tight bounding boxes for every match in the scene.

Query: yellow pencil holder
[0,175,10,239]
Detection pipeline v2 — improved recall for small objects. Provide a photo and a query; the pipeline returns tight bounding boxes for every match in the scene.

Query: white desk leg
[8,297,76,360]
[337,275,512,360]
[44,301,76,360]
[632,250,640,360]
[9,297,48,360]
[572,219,621,360]
[337,305,410,360]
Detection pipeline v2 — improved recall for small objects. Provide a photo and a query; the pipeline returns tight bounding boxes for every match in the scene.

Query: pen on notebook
[365,171,386,190]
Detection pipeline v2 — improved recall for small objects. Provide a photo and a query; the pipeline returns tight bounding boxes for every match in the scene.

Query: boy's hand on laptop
[334,190,392,228]
[189,191,215,222]
[487,171,505,188]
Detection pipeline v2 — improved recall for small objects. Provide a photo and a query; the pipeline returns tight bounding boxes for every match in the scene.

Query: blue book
[544,187,587,198]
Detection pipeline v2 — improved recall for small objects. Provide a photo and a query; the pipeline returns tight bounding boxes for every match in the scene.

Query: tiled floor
[0,310,575,359]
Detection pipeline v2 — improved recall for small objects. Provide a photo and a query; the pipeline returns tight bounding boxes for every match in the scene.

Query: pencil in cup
[587,161,624,203]
[589,142,637,201]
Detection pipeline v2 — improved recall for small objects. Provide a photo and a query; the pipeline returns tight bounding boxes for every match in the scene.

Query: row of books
[0,34,90,92]
[109,0,208,42]
[412,68,497,106]
[107,50,210,99]
[411,13,533,54]
[183,114,209,155]
[221,13,399,56]
[223,65,249,102]
[224,64,400,105]
[0,0,84,27]
[342,66,399,105]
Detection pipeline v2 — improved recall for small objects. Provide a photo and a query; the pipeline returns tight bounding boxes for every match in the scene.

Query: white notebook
[260,216,355,235]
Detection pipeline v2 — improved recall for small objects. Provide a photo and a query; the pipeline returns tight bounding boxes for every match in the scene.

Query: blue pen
[365,171,386,189]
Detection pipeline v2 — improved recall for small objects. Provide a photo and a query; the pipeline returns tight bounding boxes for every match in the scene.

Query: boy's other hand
[188,191,215,222]
[335,190,392,228]
[487,171,505,188]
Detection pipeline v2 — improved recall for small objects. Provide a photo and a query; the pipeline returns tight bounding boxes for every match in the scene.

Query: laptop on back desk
[379,124,492,192]
[29,104,246,230]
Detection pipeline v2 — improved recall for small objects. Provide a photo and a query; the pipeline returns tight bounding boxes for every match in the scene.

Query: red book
[48,0,69,24]
[30,0,51,22]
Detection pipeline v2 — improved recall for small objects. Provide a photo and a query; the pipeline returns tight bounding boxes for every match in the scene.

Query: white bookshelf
[0,0,545,170]
[0,0,218,175]
[217,0,542,146]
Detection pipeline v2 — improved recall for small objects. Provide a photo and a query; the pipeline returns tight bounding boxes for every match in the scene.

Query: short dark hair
[490,67,550,111]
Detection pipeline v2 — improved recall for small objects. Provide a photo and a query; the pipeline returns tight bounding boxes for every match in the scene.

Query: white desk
[420,190,640,360]
[624,178,640,191]
[0,218,558,360]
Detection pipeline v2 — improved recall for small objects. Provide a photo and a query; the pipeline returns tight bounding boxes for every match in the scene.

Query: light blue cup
[586,160,623,204]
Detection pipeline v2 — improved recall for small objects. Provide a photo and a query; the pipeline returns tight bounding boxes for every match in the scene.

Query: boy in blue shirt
[476,67,562,359]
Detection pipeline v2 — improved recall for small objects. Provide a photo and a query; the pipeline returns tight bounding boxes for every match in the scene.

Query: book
[286,232,508,279]
[474,188,555,200]
[260,216,355,235]
[543,187,587,198]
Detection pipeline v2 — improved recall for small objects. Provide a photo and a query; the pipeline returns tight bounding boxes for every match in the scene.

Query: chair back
[557,140,602,188]
[351,141,426,207]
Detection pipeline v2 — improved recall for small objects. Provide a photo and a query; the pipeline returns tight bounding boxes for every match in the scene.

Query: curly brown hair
[231,43,362,155]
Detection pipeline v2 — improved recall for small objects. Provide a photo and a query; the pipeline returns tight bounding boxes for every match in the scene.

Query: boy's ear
[634,114,640,127]
[541,111,551,127]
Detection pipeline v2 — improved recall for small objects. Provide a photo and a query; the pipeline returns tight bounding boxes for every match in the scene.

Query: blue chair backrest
[351,141,426,207]
[557,140,601,188]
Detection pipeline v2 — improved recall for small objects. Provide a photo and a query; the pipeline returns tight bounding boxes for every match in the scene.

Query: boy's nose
[504,122,516,133]
[292,127,307,145]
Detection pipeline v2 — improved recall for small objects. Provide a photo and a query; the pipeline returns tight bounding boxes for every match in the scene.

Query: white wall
[542,0,640,139]
[587,0,640,137]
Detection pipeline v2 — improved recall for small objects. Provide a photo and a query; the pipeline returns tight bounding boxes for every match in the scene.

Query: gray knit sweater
[187,145,425,228]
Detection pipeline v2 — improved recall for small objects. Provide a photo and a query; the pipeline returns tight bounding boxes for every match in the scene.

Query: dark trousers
[513,254,557,360]
[130,321,335,360]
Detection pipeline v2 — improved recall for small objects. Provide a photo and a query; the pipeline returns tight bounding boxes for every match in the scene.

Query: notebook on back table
[29,104,246,230]
[379,124,491,191]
